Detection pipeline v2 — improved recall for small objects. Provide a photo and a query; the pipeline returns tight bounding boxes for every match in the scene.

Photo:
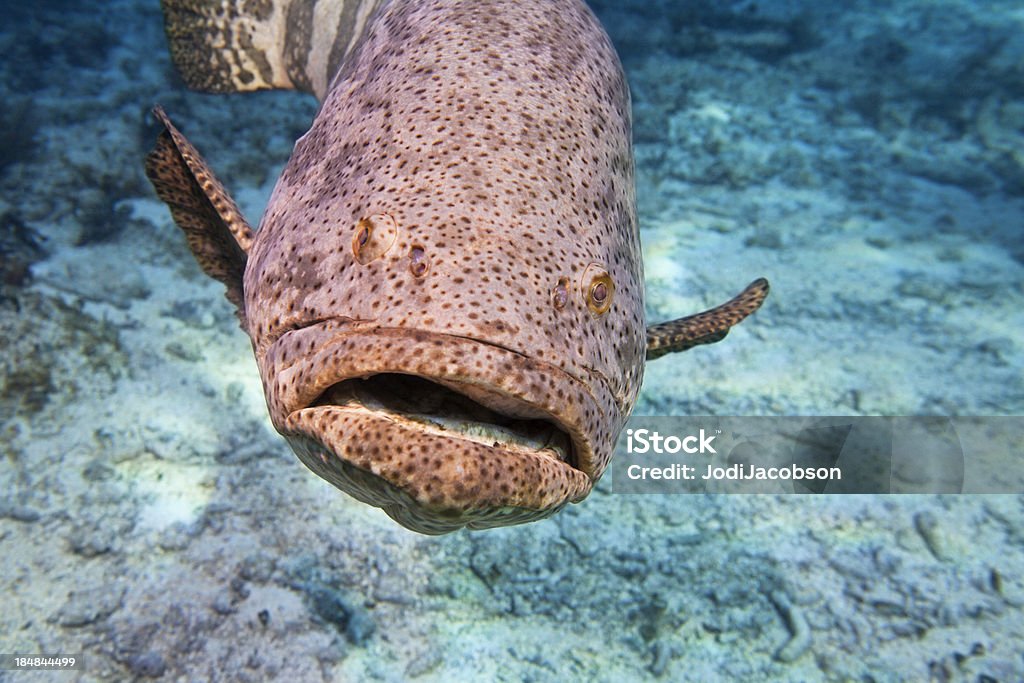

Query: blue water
[1,1,1022,681]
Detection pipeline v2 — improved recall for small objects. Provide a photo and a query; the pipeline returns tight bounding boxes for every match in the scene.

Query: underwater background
[1,0,1023,680]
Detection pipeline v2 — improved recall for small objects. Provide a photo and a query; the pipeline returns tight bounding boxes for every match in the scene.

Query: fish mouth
[263,324,606,533]
[311,374,576,469]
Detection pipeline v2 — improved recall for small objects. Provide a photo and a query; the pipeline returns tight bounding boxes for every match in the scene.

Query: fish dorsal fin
[646,278,769,360]
[145,106,252,327]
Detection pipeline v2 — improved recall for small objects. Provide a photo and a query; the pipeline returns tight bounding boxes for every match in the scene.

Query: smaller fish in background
[145,0,768,534]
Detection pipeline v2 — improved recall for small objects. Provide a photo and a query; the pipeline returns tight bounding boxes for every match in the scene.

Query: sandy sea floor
[1,0,1023,680]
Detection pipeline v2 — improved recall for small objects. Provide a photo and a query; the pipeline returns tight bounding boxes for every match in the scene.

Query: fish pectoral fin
[645,278,770,361]
[145,106,253,327]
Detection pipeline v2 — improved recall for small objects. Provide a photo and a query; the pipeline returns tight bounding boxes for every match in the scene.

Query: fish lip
[306,373,578,468]
[283,405,593,533]
[262,322,605,531]
[262,321,607,482]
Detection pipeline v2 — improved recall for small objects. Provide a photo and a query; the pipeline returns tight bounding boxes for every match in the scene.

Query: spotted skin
[161,0,386,98]
[146,0,768,534]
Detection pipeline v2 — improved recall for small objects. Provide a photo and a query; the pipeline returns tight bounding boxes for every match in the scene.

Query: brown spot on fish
[146,0,768,534]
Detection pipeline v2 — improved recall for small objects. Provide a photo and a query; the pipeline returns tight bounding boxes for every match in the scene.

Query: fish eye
[352,213,398,264]
[585,270,614,315]
[352,220,372,257]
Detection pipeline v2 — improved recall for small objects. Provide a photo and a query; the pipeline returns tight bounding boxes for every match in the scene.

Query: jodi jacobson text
[626,463,843,481]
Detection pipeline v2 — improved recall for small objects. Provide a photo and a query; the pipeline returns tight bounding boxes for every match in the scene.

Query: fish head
[245,198,645,533]
[232,0,646,534]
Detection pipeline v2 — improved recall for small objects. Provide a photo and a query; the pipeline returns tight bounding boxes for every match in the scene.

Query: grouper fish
[145,0,769,534]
